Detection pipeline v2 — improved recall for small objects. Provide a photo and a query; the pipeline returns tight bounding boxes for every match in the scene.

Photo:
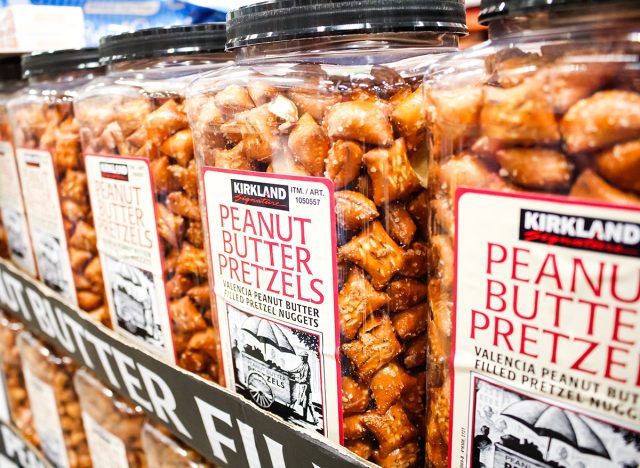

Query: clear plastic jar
[17,331,91,468]
[7,49,109,325]
[188,2,466,465]
[0,57,37,276]
[74,369,146,468]
[75,24,231,380]
[0,312,39,447]
[141,421,213,468]
[423,1,640,467]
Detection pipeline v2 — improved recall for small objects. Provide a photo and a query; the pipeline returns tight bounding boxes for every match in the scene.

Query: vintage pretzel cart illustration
[109,262,161,345]
[490,399,613,468]
[233,317,299,410]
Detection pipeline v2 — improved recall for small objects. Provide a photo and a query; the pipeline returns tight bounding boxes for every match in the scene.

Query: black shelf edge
[0,419,50,468]
[0,259,372,468]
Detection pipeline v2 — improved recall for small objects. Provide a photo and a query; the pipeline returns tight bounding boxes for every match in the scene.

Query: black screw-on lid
[0,57,22,82]
[227,0,468,50]
[22,48,101,79]
[99,23,227,64]
[479,0,640,24]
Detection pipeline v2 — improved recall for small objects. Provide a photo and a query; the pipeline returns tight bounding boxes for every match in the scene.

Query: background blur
[0,0,485,53]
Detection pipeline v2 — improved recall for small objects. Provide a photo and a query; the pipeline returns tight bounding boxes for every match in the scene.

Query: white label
[202,168,341,442]
[84,154,174,361]
[0,370,10,424]
[22,368,69,468]
[0,141,37,277]
[15,148,76,305]
[451,189,640,468]
[82,412,129,468]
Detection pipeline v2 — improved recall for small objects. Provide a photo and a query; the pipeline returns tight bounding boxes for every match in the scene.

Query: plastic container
[0,312,38,447]
[141,421,212,468]
[187,2,466,465]
[17,330,91,468]
[7,49,109,326]
[74,369,146,468]
[422,1,640,467]
[74,24,230,380]
[0,57,37,275]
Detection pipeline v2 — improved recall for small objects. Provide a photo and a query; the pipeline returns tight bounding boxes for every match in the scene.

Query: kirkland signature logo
[100,162,129,181]
[519,209,640,257]
[231,179,290,211]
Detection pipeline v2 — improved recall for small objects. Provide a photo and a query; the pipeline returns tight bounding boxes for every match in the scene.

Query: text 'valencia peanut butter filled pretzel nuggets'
[75,24,231,380]
[7,49,109,325]
[187,2,466,466]
[0,57,37,277]
[422,0,640,467]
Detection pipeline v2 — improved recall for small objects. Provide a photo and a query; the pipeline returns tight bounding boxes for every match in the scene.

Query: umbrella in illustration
[501,400,610,461]
[241,316,296,355]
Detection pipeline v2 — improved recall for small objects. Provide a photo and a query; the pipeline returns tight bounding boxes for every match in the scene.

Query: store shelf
[0,258,371,468]
[0,420,50,468]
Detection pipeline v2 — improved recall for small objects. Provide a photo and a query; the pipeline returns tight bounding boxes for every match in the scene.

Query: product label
[22,368,69,468]
[202,168,341,442]
[16,148,77,305]
[451,189,640,468]
[15,148,75,303]
[0,142,37,277]
[84,154,174,361]
[81,412,129,468]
